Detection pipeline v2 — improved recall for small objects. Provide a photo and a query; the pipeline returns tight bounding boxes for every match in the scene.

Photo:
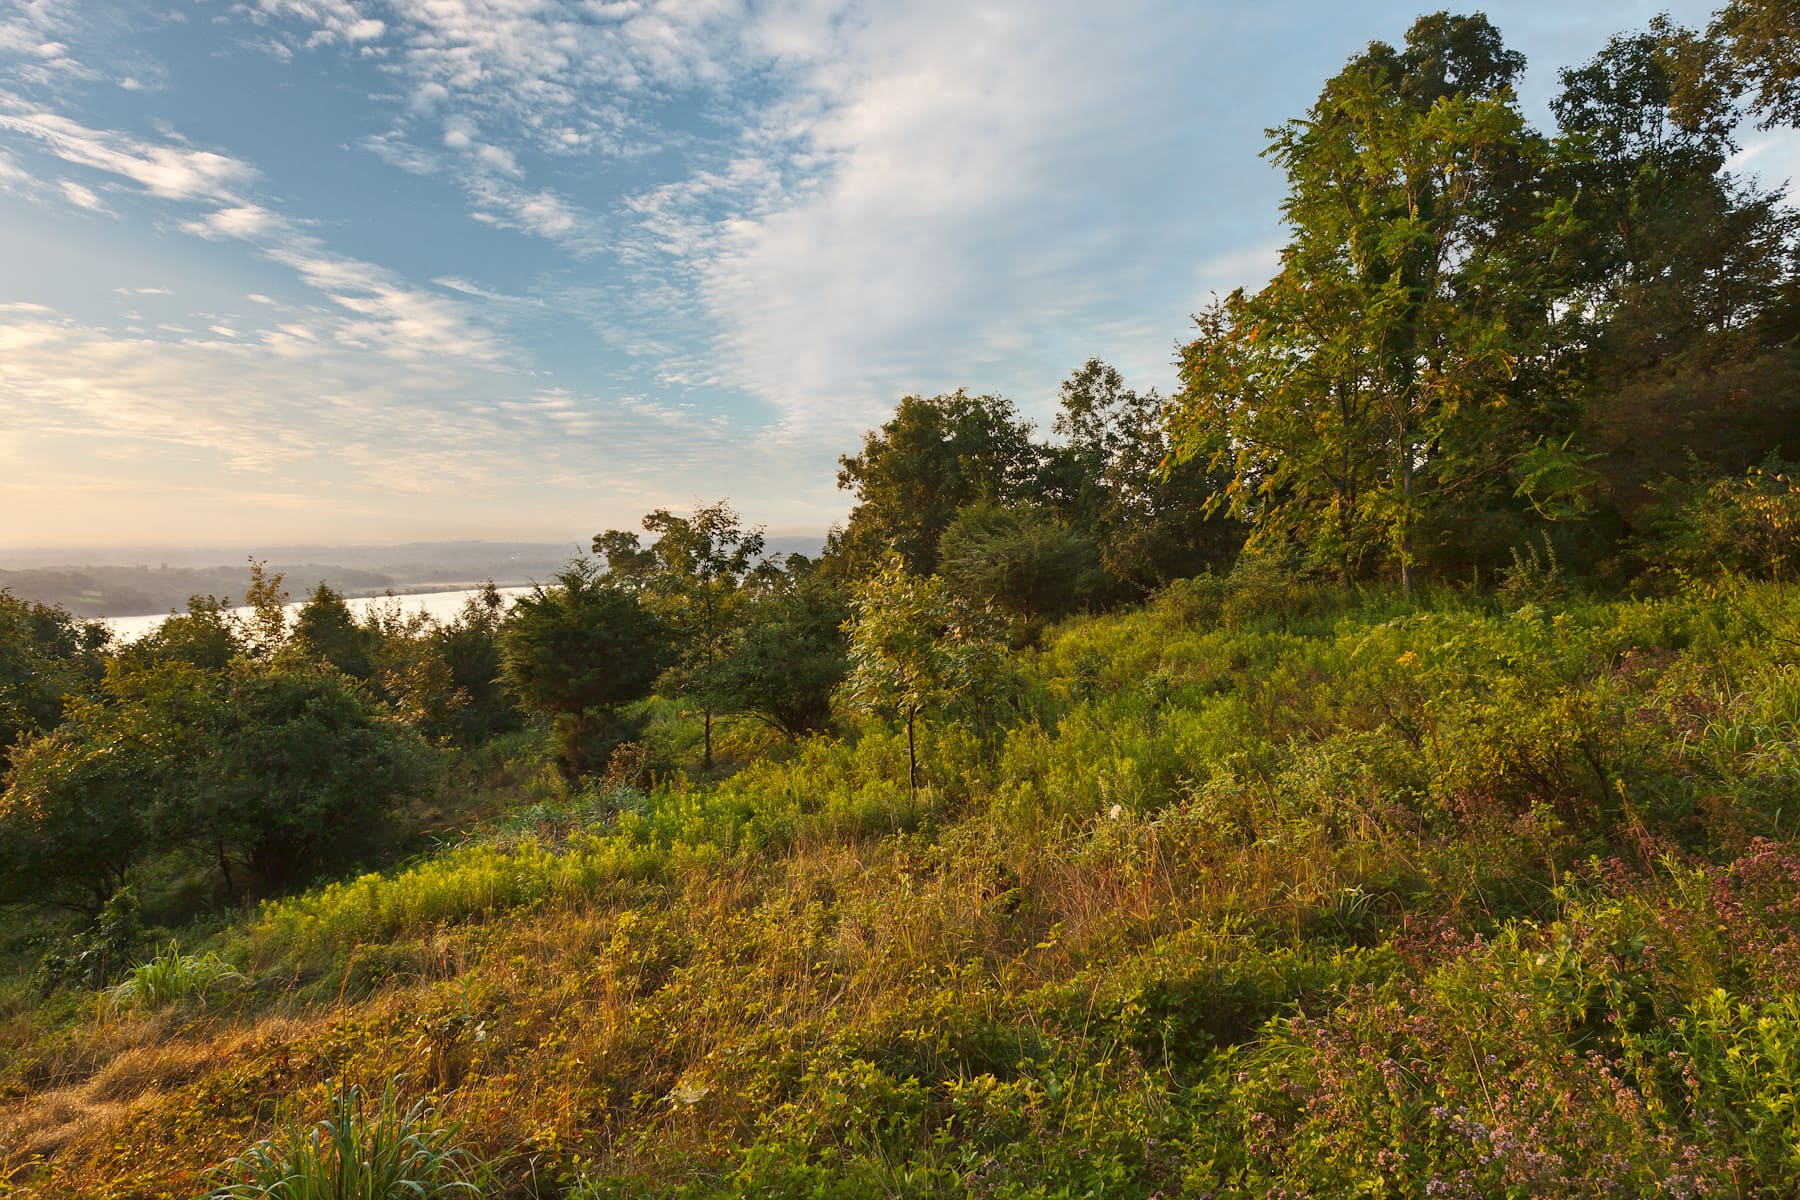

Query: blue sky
[1,0,1793,549]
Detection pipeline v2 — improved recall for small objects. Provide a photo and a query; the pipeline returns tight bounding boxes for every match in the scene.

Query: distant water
[102,586,537,643]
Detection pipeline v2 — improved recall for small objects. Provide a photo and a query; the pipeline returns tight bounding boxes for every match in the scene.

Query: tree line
[1174,6,1799,591]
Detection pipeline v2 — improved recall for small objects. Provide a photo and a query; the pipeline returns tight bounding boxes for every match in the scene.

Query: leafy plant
[107,941,244,1011]
[1499,530,1569,605]
[206,1082,487,1199]
[36,885,146,989]
[842,556,1004,800]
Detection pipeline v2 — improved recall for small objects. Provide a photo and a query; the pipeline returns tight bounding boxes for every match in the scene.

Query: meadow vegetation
[3,578,1799,1196]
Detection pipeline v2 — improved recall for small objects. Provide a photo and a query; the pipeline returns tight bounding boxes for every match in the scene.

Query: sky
[1,0,1795,551]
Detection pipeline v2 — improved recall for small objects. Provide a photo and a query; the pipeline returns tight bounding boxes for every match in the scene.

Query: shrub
[1498,530,1570,605]
[1149,572,1226,630]
[1641,458,1800,585]
[36,887,148,989]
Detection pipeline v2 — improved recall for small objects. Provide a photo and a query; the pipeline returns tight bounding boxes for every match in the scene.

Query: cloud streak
[0,108,256,201]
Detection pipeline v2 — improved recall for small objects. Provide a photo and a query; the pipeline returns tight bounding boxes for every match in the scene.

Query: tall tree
[0,688,170,912]
[1046,358,1241,593]
[832,390,1041,575]
[121,595,243,673]
[937,501,1096,634]
[1557,24,1800,517]
[173,661,434,888]
[432,583,524,745]
[241,558,290,659]
[1679,0,1800,129]
[291,583,374,680]
[1172,14,1567,589]
[0,591,109,777]
[501,558,667,777]
[841,558,1001,803]
[1,655,432,905]
[594,501,764,771]
[697,555,849,741]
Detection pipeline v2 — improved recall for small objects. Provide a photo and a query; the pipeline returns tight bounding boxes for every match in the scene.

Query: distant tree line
[0,569,519,912]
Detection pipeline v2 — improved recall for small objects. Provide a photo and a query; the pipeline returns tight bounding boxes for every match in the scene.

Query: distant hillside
[0,564,397,619]
[0,538,826,618]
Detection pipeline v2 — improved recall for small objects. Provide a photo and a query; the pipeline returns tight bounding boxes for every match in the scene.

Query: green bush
[1641,458,1800,585]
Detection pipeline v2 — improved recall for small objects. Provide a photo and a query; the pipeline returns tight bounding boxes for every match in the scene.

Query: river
[101,585,538,643]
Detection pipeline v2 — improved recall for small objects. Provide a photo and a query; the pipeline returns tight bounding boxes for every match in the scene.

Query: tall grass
[206,1082,486,1200]
[107,942,244,1011]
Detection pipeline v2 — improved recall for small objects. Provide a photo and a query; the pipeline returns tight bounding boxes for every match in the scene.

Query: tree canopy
[501,559,667,776]
[832,390,1041,575]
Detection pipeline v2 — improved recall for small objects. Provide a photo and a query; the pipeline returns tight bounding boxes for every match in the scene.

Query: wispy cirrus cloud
[593,0,1230,431]
[0,107,255,201]
[0,300,742,523]
[250,0,1248,436]
[56,176,103,210]
[0,105,511,367]
[0,0,95,88]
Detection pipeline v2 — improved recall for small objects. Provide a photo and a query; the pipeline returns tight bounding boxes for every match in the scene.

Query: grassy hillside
[4,579,1799,1197]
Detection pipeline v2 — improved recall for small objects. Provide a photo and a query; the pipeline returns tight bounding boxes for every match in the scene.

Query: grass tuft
[106,942,244,1012]
[205,1081,487,1199]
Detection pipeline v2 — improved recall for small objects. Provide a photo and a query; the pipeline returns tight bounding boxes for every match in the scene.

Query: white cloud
[0,299,756,543]
[260,244,510,364]
[182,202,276,239]
[259,0,722,252]
[0,103,515,370]
[432,276,542,306]
[254,0,385,48]
[0,109,256,202]
[0,302,510,476]
[359,127,438,175]
[598,0,1217,429]
[466,178,601,247]
[247,0,1227,430]
[0,2,68,58]
[1728,130,1800,206]
[0,1,96,86]
[56,177,104,209]
[1193,240,1285,301]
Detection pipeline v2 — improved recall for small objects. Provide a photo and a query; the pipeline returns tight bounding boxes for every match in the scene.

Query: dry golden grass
[0,790,1428,1198]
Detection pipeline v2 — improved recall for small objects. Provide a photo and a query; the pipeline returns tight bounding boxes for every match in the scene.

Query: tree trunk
[703,706,713,772]
[216,840,236,900]
[906,707,918,804]
[1399,422,1415,598]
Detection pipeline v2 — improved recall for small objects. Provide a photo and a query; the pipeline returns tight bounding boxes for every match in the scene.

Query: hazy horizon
[0,534,829,566]
[0,533,830,618]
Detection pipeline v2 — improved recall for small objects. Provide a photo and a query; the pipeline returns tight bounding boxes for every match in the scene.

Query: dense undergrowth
[4,581,1800,1197]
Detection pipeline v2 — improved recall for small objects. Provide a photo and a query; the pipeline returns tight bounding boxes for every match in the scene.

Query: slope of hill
[4,581,1798,1197]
